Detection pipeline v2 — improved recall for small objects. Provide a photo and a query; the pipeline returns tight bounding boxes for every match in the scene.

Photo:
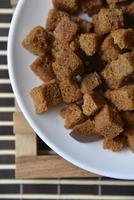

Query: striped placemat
[1,0,134,199]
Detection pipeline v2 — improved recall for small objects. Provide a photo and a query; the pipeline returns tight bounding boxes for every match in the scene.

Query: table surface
[1,0,134,199]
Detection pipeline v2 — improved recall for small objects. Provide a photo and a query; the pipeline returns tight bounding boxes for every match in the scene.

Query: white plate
[8,0,134,179]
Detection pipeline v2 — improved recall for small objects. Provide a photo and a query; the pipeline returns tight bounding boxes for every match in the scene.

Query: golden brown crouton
[30,80,62,114]
[52,49,83,81]
[103,135,125,152]
[52,0,78,14]
[105,85,134,111]
[51,39,69,58]
[93,8,124,34]
[60,104,86,129]
[70,119,100,143]
[101,53,134,89]
[79,33,101,56]
[54,16,78,43]
[82,91,105,117]
[46,9,68,32]
[111,28,134,49]
[22,26,50,56]
[100,34,121,62]
[59,79,82,104]
[81,72,102,94]
[81,0,104,16]
[30,56,55,82]
[122,111,134,128]
[95,105,124,139]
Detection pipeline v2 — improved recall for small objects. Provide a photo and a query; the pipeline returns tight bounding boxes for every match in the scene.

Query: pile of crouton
[22,0,134,152]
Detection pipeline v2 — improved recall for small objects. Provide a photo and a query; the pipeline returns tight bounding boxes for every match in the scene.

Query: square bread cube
[93,8,124,34]
[52,0,78,14]
[46,9,68,32]
[81,72,102,94]
[95,105,124,139]
[79,33,101,56]
[80,0,104,16]
[70,119,100,143]
[82,91,105,117]
[103,135,125,152]
[54,16,78,43]
[60,103,86,129]
[105,85,134,111]
[111,28,134,49]
[100,35,121,62]
[101,53,134,89]
[30,56,55,82]
[59,79,82,104]
[30,79,62,114]
[22,26,50,56]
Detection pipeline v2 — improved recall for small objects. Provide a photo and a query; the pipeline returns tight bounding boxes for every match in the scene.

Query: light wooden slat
[0,121,13,126]
[16,155,96,178]
[0,37,8,41]
[0,164,15,169]
[0,23,10,28]
[0,107,15,112]
[0,93,14,98]
[0,65,8,70]
[0,9,13,14]
[0,79,11,84]
[0,50,7,56]
[0,136,15,141]
[0,150,15,155]
[13,112,34,134]
[0,194,134,200]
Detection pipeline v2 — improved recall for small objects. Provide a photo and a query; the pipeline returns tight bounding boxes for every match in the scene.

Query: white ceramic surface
[8,0,134,179]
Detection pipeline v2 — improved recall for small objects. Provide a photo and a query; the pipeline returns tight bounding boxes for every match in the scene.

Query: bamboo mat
[1,0,134,199]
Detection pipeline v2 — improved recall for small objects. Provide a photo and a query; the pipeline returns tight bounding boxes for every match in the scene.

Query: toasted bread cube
[46,9,68,32]
[51,39,69,58]
[111,28,134,49]
[124,129,134,151]
[103,135,125,152]
[22,26,50,56]
[105,85,134,111]
[122,111,134,128]
[70,119,100,143]
[81,0,104,16]
[127,2,134,18]
[82,91,105,117]
[30,80,62,114]
[30,56,55,82]
[95,105,124,139]
[52,49,83,81]
[59,79,82,104]
[101,53,134,89]
[81,72,102,94]
[52,0,78,14]
[54,16,78,43]
[93,8,124,34]
[60,104,86,129]
[100,35,121,62]
[79,33,101,56]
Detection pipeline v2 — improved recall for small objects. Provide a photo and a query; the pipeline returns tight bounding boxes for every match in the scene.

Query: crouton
[105,85,134,111]
[100,35,121,62]
[46,9,68,32]
[95,105,124,139]
[30,56,55,82]
[30,80,62,114]
[52,0,78,14]
[54,16,78,43]
[124,128,134,151]
[82,91,105,117]
[111,28,134,49]
[106,0,130,8]
[52,49,83,81]
[22,26,50,56]
[103,135,125,152]
[122,111,134,128]
[59,79,82,104]
[81,72,102,94]
[79,33,101,56]
[93,8,124,34]
[81,0,104,16]
[70,119,100,143]
[51,39,69,58]
[60,104,86,129]
[101,53,134,89]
